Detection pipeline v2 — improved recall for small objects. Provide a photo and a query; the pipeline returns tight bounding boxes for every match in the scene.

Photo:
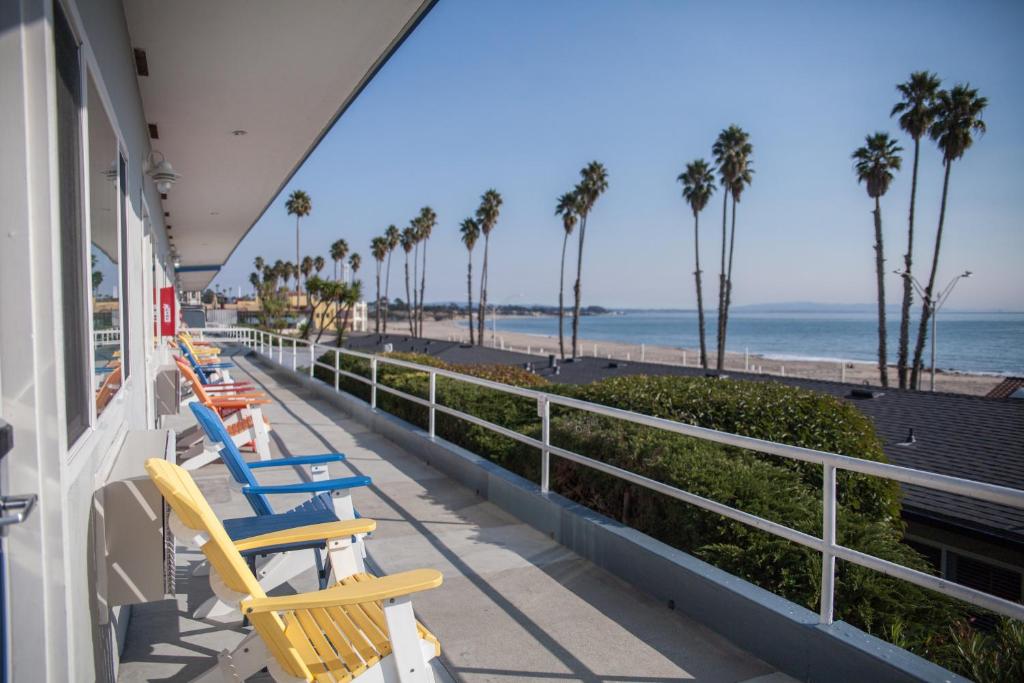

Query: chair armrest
[197,362,234,369]
[233,519,376,552]
[247,454,345,469]
[207,395,271,407]
[243,569,442,614]
[242,475,371,495]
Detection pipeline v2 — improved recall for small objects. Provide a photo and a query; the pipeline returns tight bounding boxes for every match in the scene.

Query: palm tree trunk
[694,211,708,369]
[897,138,920,388]
[338,304,352,347]
[716,191,728,370]
[722,194,738,363]
[383,251,392,333]
[873,196,889,387]
[419,239,427,337]
[572,214,588,358]
[911,159,952,390]
[412,242,419,337]
[478,235,489,345]
[375,264,381,334]
[467,254,475,346]
[404,254,414,336]
[558,232,569,360]
[295,216,301,309]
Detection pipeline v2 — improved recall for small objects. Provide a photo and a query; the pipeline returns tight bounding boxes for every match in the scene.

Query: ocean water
[474,310,1024,375]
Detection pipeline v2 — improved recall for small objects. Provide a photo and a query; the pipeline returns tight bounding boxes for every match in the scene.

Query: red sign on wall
[159,287,176,337]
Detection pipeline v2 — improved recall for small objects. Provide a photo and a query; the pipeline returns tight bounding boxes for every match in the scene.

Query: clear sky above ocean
[212,0,1024,311]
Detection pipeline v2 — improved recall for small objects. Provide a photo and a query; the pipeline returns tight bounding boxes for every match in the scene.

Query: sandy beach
[417,316,1004,396]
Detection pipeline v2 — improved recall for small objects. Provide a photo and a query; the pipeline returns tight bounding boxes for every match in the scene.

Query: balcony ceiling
[124,0,434,291]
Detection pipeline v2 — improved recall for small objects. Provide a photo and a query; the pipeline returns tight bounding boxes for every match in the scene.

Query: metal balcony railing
[195,326,1024,625]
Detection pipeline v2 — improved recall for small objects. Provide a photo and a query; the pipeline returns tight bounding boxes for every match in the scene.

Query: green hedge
[312,352,1015,677]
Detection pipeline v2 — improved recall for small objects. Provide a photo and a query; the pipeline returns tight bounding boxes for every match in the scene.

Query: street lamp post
[896,269,972,392]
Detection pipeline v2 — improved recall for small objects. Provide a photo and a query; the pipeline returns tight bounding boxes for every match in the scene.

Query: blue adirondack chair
[185,403,372,618]
[178,342,234,384]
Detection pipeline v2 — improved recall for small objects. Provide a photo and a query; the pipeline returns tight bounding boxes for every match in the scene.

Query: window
[87,74,123,416]
[54,3,90,443]
[118,153,130,379]
[948,552,1022,603]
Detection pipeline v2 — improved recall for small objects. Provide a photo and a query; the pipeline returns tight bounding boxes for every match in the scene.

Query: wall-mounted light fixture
[145,151,181,194]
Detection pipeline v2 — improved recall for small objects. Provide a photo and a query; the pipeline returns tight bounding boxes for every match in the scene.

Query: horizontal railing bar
[375,383,432,408]
[375,355,543,400]
[833,543,1024,621]
[545,443,824,551]
[337,369,373,385]
[545,393,1024,509]
[433,404,546,450]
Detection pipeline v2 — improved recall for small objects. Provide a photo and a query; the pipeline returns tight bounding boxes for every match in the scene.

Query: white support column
[540,396,551,493]
[428,371,436,438]
[371,357,378,408]
[334,349,340,391]
[291,338,297,371]
[308,342,315,378]
[820,464,837,624]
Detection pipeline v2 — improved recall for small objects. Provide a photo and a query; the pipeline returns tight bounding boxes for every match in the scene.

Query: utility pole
[897,269,972,392]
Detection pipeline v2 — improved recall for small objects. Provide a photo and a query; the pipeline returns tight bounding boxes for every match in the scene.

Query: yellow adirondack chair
[146,459,443,683]
[180,330,222,357]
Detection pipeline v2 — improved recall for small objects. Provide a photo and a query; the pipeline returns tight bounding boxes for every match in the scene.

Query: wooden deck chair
[176,358,272,459]
[184,403,372,618]
[179,329,221,353]
[179,342,234,383]
[95,365,122,412]
[146,458,443,683]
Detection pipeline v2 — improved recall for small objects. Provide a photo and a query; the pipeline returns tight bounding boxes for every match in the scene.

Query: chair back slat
[188,403,274,516]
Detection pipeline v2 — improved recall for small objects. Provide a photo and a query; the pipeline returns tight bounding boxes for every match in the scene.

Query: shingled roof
[345,333,1024,548]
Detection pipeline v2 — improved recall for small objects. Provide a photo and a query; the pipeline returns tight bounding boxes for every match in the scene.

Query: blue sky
[212,0,1024,310]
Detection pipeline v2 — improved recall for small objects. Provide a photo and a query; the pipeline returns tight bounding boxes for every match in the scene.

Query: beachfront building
[1,2,1021,681]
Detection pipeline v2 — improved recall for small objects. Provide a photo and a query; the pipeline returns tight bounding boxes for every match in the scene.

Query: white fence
[201,326,1024,625]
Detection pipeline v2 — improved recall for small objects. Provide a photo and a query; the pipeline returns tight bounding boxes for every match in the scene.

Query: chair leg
[247,406,272,460]
[192,631,272,683]
[382,597,432,683]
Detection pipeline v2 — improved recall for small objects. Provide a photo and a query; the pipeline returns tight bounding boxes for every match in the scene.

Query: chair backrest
[175,357,216,405]
[144,458,311,679]
[178,342,211,383]
[188,403,274,516]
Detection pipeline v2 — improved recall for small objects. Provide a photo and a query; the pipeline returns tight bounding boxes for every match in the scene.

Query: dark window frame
[118,153,131,379]
[54,1,90,444]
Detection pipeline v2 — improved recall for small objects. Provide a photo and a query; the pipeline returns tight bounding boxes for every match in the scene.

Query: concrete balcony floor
[117,350,796,682]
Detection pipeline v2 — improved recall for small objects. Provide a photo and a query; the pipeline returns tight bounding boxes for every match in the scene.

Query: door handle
[0,494,37,527]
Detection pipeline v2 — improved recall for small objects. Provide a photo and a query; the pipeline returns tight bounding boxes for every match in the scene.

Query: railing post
[334,349,340,392]
[428,371,436,438]
[820,463,837,624]
[540,396,551,493]
[309,343,315,378]
[278,336,283,364]
[371,357,378,409]
[291,338,297,371]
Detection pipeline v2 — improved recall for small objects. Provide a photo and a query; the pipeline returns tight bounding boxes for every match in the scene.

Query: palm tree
[721,141,753,363]
[678,159,717,369]
[459,218,480,345]
[554,191,579,359]
[285,190,312,303]
[891,71,942,388]
[371,237,388,333]
[475,189,503,345]
[910,84,987,389]
[383,225,400,333]
[416,206,437,337]
[313,255,325,275]
[349,252,361,279]
[410,217,421,334]
[853,132,903,387]
[300,256,314,306]
[400,227,416,335]
[254,256,265,274]
[272,259,285,289]
[571,162,609,358]
[330,239,349,281]
[711,125,752,369]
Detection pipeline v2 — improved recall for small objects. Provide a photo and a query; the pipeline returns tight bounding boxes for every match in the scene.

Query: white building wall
[0,0,174,679]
